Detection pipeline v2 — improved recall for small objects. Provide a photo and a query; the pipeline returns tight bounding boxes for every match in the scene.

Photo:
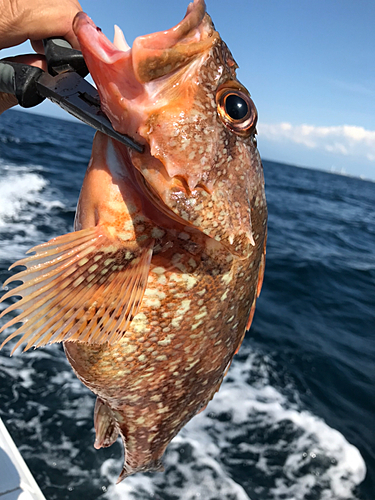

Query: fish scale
[0,0,267,481]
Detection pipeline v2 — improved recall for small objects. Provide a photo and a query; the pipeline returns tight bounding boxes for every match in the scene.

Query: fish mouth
[74,0,218,198]
[73,0,214,139]
[74,2,259,258]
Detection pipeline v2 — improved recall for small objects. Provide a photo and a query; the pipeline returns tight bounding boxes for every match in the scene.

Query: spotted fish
[0,0,267,481]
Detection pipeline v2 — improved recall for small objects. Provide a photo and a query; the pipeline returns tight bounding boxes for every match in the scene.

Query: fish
[0,0,267,481]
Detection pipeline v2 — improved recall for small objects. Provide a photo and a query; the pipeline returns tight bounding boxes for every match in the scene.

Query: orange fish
[0,0,267,481]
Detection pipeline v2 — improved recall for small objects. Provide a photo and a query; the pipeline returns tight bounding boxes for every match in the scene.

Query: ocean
[0,109,373,500]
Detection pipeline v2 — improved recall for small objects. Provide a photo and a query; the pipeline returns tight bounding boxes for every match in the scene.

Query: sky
[1,0,375,180]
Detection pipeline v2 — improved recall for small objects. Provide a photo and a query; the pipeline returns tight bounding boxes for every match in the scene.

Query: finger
[31,40,44,55]
[0,92,18,115]
[62,21,82,50]
[25,1,84,50]
[0,0,83,50]
[4,54,47,71]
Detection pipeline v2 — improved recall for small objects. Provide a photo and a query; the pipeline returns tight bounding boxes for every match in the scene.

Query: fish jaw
[73,0,213,141]
[73,12,146,141]
[131,0,209,83]
[74,0,266,258]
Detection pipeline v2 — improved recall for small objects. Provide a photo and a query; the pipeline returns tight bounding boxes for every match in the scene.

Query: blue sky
[2,0,375,179]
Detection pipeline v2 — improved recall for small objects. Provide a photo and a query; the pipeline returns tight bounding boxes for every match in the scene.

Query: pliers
[0,38,143,152]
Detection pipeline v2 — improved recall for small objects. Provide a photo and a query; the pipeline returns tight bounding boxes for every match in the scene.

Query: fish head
[74,0,267,258]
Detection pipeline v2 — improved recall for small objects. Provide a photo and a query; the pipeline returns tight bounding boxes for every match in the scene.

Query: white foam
[0,334,366,499]
[0,165,65,260]
[0,173,46,223]
[0,156,367,498]
[0,168,64,221]
[101,349,366,500]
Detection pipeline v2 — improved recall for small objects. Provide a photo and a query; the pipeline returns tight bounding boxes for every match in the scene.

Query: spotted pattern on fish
[0,0,267,482]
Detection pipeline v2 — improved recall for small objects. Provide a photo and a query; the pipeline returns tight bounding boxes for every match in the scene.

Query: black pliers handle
[0,39,143,152]
[0,38,88,108]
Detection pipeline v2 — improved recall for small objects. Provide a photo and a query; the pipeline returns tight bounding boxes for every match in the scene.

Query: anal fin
[0,227,153,354]
[94,397,119,449]
[245,232,267,334]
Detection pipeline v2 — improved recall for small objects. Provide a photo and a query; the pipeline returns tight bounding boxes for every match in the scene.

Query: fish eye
[225,94,248,120]
[216,86,257,136]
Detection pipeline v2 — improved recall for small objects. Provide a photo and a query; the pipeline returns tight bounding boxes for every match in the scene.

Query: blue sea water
[0,109,373,500]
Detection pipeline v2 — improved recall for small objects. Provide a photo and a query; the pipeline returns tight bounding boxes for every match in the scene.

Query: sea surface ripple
[0,110,373,500]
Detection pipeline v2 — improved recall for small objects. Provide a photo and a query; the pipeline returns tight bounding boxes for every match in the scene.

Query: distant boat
[0,417,46,500]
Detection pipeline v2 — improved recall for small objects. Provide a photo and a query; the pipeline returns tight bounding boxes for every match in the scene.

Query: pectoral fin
[245,233,267,333]
[0,227,153,354]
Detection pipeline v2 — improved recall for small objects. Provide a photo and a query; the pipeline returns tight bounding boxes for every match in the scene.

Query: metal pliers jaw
[0,39,143,152]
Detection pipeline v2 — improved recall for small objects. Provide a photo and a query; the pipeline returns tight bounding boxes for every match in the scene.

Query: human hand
[0,0,82,50]
[0,0,82,114]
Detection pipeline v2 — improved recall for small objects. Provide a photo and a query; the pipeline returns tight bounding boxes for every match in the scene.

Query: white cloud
[258,122,375,162]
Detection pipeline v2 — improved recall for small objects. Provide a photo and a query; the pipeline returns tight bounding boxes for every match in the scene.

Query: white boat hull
[0,417,46,500]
